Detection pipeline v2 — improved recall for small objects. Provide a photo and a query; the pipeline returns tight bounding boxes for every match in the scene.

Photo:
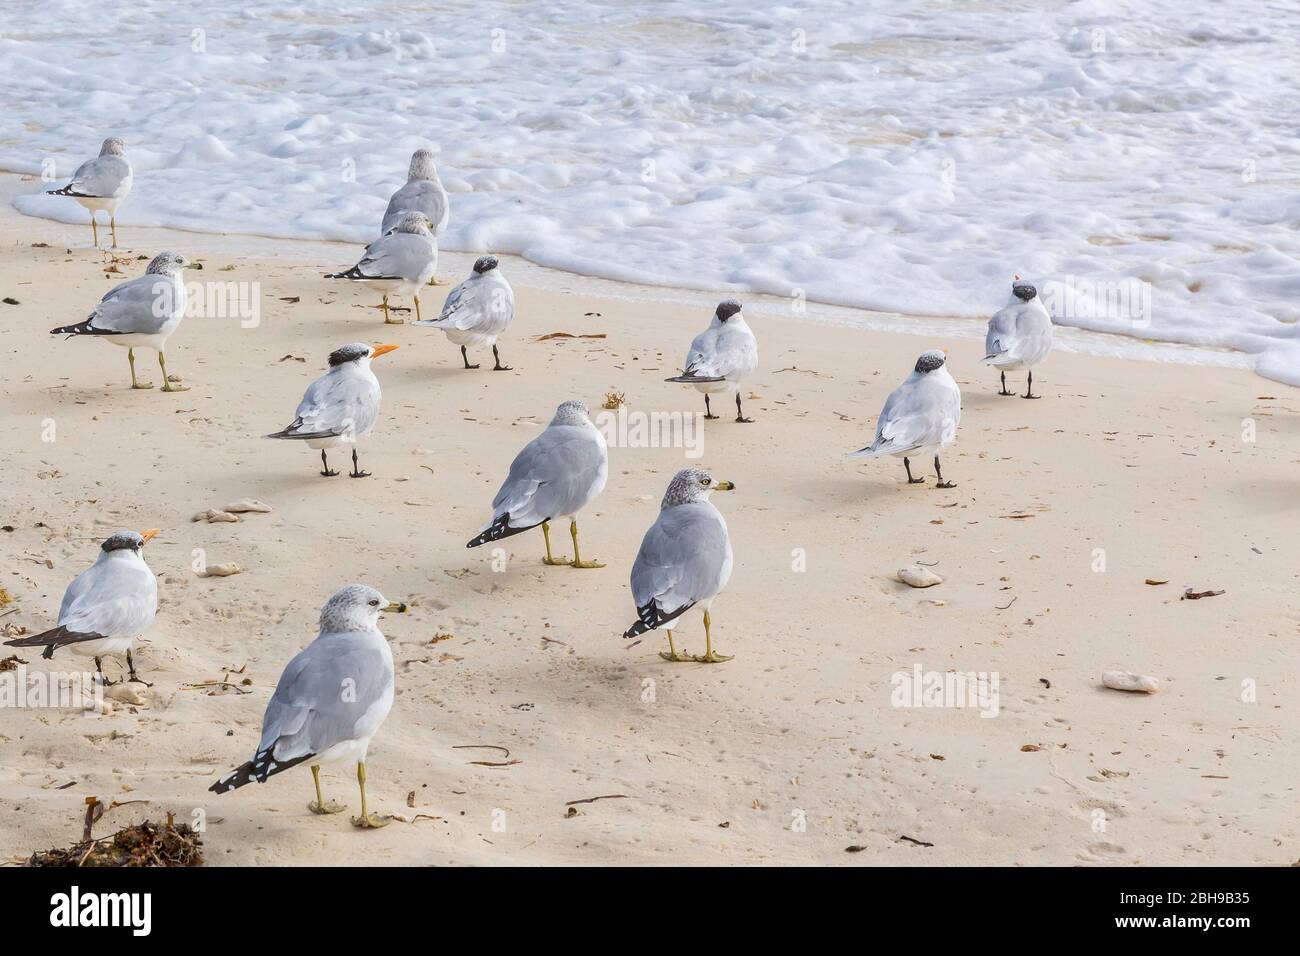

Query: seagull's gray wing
[270,370,379,440]
[483,426,605,530]
[56,558,157,638]
[358,232,435,282]
[855,376,957,457]
[256,633,392,762]
[984,305,1018,362]
[381,180,449,236]
[61,155,132,199]
[414,275,479,330]
[625,504,729,635]
[72,275,175,335]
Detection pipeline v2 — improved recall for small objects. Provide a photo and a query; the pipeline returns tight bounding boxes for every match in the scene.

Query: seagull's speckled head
[661,467,735,509]
[914,349,948,374]
[319,584,406,634]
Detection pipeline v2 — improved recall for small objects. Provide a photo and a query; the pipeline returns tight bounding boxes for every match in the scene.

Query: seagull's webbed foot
[131,382,155,390]
[567,521,604,569]
[319,450,339,478]
[936,480,957,489]
[308,766,346,815]
[309,799,348,815]
[690,611,733,663]
[461,346,480,370]
[540,521,569,565]
[997,370,1014,396]
[158,352,189,391]
[124,651,151,686]
[491,345,512,371]
[904,457,926,484]
[734,394,753,423]
[350,762,389,828]
[348,449,370,479]
[691,650,734,663]
[659,631,693,662]
[1021,371,1041,399]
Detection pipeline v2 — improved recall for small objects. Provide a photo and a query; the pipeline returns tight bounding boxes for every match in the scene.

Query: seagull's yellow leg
[350,761,390,828]
[659,629,693,663]
[157,350,188,392]
[541,520,568,566]
[383,293,402,324]
[128,348,153,389]
[90,215,99,248]
[307,764,346,815]
[414,294,422,323]
[110,215,118,249]
[692,609,733,663]
[569,518,604,569]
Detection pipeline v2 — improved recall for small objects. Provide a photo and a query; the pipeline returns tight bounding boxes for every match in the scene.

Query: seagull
[850,349,961,487]
[209,584,407,829]
[412,256,515,370]
[666,300,759,422]
[984,276,1053,399]
[326,211,437,324]
[4,529,159,685]
[49,251,193,391]
[266,342,399,478]
[47,136,133,248]
[466,400,608,567]
[622,468,735,663]
[381,148,449,240]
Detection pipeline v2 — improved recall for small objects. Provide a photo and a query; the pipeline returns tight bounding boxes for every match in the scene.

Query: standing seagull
[412,256,515,370]
[983,276,1053,398]
[622,468,736,663]
[466,400,608,567]
[50,251,192,391]
[326,212,437,324]
[209,584,407,829]
[666,300,759,422]
[850,349,961,487]
[4,529,159,685]
[48,136,133,248]
[266,342,399,478]
[380,148,449,240]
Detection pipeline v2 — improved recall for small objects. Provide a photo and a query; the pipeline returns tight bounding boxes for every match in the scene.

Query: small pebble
[897,565,943,588]
[1102,670,1159,694]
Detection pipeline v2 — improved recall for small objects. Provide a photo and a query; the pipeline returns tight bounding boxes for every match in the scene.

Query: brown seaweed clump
[26,818,204,868]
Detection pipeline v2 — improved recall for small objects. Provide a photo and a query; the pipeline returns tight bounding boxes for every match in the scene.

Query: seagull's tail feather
[665,373,726,384]
[324,266,366,280]
[466,512,543,548]
[982,351,1012,365]
[50,319,113,337]
[4,625,103,659]
[848,443,889,459]
[209,747,314,794]
[265,417,339,441]
[623,600,694,639]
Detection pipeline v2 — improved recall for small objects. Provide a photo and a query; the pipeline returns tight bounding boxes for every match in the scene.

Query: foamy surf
[2,0,1297,383]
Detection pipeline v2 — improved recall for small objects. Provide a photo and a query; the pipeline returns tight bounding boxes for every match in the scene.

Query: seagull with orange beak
[267,342,399,478]
[850,348,962,487]
[4,529,160,685]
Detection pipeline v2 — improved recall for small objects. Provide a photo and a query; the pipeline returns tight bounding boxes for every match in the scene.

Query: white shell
[224,498,272,513]
[1102,670,1159,694]
[192,509,239,523]
[897,565,943,588]
[199,562,242,577]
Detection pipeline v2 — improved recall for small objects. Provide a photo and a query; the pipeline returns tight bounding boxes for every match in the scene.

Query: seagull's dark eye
[701,477,711,486]
[368,599,379,607]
